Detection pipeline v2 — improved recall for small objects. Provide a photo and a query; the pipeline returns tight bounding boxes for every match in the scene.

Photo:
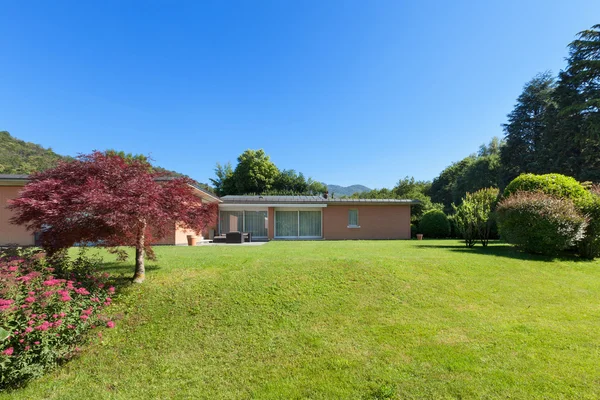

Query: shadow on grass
[99,262,162,289]
[415,241,594,263]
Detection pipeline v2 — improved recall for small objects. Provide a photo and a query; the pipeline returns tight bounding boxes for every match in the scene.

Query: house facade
[218,195,415,240]
[1,175,416,245]
[0,174,221,246]
[0,175,34,246]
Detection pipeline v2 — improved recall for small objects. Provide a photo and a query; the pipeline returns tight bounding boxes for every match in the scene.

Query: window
[275,210,322,238]
[219,210,268,237]
[348,209,359,227]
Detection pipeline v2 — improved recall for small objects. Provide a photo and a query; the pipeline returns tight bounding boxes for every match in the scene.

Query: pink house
[1,174,416,245]
[0,174,221,246]
[217,195,415,240]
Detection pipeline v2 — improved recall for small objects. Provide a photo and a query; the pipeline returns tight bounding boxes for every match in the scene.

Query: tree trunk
[132,220,146,283]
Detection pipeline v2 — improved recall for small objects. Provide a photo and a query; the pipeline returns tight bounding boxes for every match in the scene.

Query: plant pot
[187,235,196,246]
[416,234,423,240]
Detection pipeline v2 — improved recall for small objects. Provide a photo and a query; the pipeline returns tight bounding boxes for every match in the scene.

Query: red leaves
[9,151,217,253]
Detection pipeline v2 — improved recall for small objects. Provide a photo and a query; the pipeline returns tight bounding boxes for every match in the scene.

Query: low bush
[576,189,600,259]
[504,173,591,201]
[0,249,115,390]
[496,192,588,255]
[452,188,499,247]
[419,210,450,238]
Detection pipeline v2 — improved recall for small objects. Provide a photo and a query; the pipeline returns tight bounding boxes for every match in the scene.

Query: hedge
[419,210,450,238]
[496,192,588,255]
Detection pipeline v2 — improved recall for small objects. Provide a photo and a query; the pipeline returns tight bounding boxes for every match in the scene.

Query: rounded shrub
[576,190,600,259]
[496,192,588,255]
[419,210,450,238]
[504,173,591,201]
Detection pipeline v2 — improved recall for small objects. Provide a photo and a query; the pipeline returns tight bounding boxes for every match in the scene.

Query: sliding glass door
[219,210,268,238]
[275,211,298,237]
[275,209,322,239]
[244,211,268,237]
[219,211,243,234]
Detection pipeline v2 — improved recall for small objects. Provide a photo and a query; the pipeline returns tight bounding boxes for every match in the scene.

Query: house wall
[322,204,411,240]
[268,207,275,240]
[0,186,35,246]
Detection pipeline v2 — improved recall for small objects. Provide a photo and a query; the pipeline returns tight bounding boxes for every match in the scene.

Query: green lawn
[3,240,600,399]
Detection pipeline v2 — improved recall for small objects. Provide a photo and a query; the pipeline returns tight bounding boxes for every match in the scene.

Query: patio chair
[225,231,244,244]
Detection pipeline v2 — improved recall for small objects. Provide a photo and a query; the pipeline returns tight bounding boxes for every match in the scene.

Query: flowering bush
[0,249,116,389]
[496,192,588,255]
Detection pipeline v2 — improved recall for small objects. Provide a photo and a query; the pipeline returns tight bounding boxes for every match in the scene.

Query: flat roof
[0,174,29,180]
[221,195,419,205]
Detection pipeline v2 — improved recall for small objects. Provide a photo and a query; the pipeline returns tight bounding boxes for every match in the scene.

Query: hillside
[0,131,67,174]
[326,184,371,197]
[0,131,213,190]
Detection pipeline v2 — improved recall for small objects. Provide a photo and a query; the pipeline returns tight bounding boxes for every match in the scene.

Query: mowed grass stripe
[3,240,600,399]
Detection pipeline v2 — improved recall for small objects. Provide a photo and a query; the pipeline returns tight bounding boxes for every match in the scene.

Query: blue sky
[1,1,599,189]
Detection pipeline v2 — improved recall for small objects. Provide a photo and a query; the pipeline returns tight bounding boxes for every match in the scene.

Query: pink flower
[19,339,24,343]
[107,321,115,329]
[8,266,17,272]
[67,324,75,329]
[97,332,102,338]
[24,345,30,351]
[98,283,105,289]
[43,278,63,286]
[25,296,35,303]
[0,299,13,311]
[28,291,35,296]
[34,341,40,345]
[82,307,93,315]
[35,321,52,331]
[80,314,89,321]
[90,297,100,303]
[25,327,33,333]
[108,287,115,294]
[59,312,66,318]
[74,287,90,295]
[60,294,72,302]
[3,347,14,356]
[53,314,58,319]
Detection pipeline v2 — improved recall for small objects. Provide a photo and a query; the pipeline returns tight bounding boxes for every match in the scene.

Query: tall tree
[210,162,235,196]
[9,152,217,283]
[431,138,503,212]
[500,73,556,184]
[430,157,475,212]
[551,24,600,181]
[232,149,279,194]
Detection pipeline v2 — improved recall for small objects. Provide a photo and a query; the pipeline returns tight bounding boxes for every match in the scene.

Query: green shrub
[504,173,591,201]
[453,188,499,247]
[496,192,588,255]
[447,214,460,238]
[576,190,600,259]
[419,210,450,238]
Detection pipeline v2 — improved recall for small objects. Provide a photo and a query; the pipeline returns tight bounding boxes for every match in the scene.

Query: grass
[3,240,600,399]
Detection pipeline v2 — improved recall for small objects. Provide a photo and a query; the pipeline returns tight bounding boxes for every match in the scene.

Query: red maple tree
[9,151,218,283]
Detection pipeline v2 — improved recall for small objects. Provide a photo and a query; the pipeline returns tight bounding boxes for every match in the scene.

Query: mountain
[0,131,68,174]
[326,184,371,197]
[0,131,213,190]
